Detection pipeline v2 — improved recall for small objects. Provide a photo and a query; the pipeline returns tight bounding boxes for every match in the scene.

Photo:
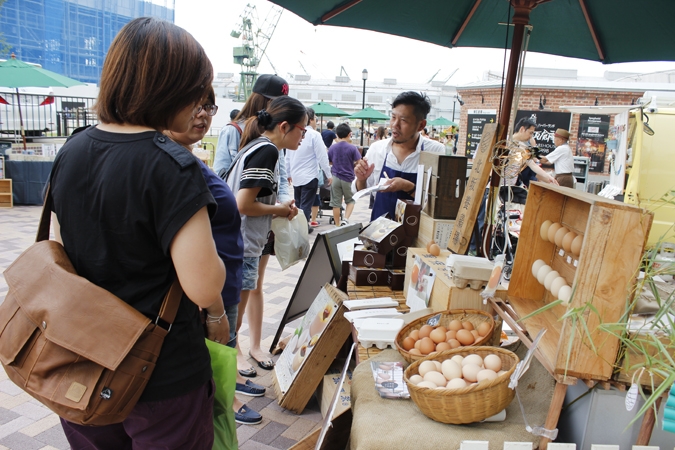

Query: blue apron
[370,149,418,221]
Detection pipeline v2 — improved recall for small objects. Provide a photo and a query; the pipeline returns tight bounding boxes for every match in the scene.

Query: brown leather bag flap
[3,241,151,370]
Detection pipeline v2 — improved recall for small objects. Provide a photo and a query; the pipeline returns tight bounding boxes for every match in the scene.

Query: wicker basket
[404,347,519,424]
[395,309,494,364]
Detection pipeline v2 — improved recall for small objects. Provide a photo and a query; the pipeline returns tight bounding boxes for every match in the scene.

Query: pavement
[0,197,372,449]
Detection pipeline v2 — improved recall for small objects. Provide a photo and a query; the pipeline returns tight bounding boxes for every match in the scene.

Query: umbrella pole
[15,88,27,151]
[481,3,533,257]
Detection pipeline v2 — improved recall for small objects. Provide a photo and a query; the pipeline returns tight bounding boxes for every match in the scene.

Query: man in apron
[354,91,445,220]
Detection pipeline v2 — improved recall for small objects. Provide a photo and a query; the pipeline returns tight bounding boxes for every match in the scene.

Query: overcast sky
[174,0,675,86]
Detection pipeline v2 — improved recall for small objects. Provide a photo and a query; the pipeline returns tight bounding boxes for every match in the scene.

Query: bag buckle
[155,316,172,332]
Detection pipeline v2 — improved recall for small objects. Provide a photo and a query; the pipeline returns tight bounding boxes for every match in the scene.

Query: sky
[174,0,675,86]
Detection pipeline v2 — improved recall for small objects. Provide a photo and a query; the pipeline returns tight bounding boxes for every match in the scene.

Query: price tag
[625,382,638,411]
[426,313,442,326]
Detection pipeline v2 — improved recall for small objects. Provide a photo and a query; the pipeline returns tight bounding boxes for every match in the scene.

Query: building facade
[0,0,174,84]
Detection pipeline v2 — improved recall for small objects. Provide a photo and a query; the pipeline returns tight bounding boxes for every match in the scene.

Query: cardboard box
[317,366,352,419]
[349,265,390,286]
[419,152,467,220]
[414,211,455,249]
[360,216,407,255]
[387,270,405,291]
[404,247,507,313]
[352,245,386,269]
[395,199,421,239]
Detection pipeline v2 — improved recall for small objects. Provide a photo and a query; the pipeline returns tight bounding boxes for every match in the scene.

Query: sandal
[238,366,257,378]
[249,351,275,370]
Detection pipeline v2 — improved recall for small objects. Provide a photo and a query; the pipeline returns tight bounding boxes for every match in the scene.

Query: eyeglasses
[202,104,218,116]
[294,124,307,137]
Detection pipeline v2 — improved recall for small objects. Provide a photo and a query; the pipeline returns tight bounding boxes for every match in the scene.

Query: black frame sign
[465,109,496,159]
[514,110,572,157]
[576,114,610,173]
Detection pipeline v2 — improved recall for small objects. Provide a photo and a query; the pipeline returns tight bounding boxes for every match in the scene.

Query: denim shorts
[224,303,238,348]
[241,256,260,291]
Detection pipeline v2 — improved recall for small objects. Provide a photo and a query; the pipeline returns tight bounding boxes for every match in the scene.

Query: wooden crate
[508,182,653,381]
[404,247,508,313]
[419,152,466,220]
[0,179,12,208]
[614,333,674,387]
[413,211,454,249]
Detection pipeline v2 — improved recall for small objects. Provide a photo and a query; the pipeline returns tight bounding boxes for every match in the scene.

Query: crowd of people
[44,17,575,450]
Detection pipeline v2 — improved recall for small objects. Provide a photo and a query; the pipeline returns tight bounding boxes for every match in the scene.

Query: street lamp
[360,69,368,147]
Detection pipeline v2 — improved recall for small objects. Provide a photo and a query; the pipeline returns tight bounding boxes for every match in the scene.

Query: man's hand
[354,158,375,181]
[326,177,332,187]
[381,177,415,194]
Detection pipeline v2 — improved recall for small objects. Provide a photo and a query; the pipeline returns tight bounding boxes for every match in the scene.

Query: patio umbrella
[428,116,457,128]
[0,54,85,149]
[350,107,390,145]
[309,101,348,130]
[270,0,675,139]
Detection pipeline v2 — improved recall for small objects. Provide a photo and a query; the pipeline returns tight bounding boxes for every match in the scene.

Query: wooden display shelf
[508,182,653,381]
[0,179,12,208]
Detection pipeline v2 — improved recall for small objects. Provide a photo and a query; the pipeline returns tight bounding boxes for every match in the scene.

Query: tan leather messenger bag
[0,188,182,426]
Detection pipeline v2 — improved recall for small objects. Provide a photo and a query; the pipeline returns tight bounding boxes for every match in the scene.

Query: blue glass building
[0,0,175,84]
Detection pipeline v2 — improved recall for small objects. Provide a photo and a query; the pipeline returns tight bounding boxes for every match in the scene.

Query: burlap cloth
[350,343,555,450]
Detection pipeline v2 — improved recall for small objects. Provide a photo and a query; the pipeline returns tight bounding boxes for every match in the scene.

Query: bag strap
[227,121,243,135]
[39,184,182,327]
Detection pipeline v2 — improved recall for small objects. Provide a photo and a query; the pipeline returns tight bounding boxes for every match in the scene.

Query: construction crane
[231,3,283,101]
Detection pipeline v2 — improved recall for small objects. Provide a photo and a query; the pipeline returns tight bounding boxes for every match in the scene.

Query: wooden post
[539,382,568,450]
[635,396,663,445]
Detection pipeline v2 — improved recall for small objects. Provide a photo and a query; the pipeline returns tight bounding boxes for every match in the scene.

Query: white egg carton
[356,318,405,349]
[343,308,402,323]
[449,257,494,290]
[343,297,398,311]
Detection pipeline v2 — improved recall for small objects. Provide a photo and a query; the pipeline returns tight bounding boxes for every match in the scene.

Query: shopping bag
[271,213,310,270]
[205,339,238,450]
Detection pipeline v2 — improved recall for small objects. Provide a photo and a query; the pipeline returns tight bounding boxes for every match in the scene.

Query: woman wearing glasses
[166,87,267,425]
[50,18,225,448]
[224,97,305,378]
[216,75,294,377]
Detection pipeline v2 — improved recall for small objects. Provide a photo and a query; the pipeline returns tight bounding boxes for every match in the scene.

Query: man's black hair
[335,123,351,139]
[391,91,431,121]
[326,121,334,129]
[515,117,537,131]
[306,107,315,121]
[230,109,240,120]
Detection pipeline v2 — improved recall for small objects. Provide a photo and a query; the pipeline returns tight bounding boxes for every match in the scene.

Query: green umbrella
[309,101,348,131]
[349,107,390,146]
[270,0,675,142]
[0,54,85,149]
[269,0,675,64]
[349,107,390,121]
[428,116,457,127]
[310,101,348,117]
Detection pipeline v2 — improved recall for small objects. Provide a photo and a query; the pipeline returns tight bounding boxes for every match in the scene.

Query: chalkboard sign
[269,223,361,352]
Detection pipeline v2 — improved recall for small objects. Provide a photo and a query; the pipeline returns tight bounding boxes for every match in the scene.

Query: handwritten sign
[448,123,499,254]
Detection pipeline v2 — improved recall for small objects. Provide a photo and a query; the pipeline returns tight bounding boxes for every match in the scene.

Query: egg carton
[450,258,494,290]
[356,318,404,350]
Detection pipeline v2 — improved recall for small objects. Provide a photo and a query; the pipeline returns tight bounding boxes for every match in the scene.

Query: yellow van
[625,108,675,246]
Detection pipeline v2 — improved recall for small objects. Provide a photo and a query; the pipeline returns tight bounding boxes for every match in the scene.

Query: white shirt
[285,126,332,187]
[545,143,574,174]
[363,136,446,188]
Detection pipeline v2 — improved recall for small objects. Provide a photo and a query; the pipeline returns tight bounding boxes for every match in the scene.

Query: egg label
[426,314,442,327]
[566,256,572,264]
[573,260,578,267]
[558,249,565,257]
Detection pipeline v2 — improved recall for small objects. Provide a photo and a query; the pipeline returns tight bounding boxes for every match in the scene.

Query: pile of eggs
[401,321,491,356]
[532,259,572,305]
[540,220,583,257]
[408,353,507,390]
